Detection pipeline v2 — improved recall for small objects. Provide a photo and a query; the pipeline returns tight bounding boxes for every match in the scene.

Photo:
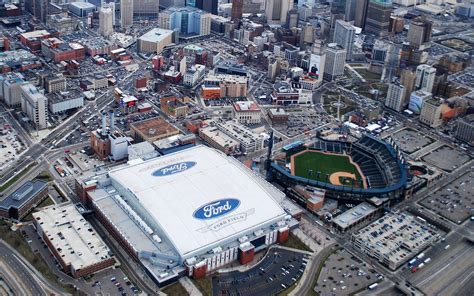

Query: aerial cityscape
[0,0,472,295]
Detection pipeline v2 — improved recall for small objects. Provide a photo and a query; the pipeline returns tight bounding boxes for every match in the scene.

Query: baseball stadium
[269,135,409,201]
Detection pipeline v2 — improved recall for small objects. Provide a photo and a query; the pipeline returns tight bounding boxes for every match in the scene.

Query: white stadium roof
[108,145,287,258]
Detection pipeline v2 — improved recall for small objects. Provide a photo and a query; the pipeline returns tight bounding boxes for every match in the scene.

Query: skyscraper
[416,64,436,93]
[265,0,294,25]
[365,0,392,37]
[231,0,244,21]
[159,6,211,36]
[190,0,218,15]
[354,0,369,29]
[345,0,357,22]
[385,82,406,112]
[286,9,299,28]
[99,6,114,37]
[333,20,355,60]
[120,0,133,28]
[407,18,433,49]
[134,0,160,17]
[323,43,346,81]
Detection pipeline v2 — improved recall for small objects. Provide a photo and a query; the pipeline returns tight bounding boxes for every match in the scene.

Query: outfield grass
[292,151,362,185]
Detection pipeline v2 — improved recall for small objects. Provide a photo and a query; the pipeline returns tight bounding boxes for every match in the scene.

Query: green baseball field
[290,150,367,188]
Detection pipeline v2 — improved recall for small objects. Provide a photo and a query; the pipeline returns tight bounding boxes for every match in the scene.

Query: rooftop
[130,117,179,138]
[33,204,112,270]
[233,101,260,112]
[107,145,287,258]
[139,28,174,43]
[333,202,377,229]
[0,180,47,211]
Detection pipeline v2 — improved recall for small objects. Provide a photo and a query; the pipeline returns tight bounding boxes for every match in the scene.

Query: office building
[189,0,218,15]
[231,0,244,21]
[333,20,355,60]
[47,90,84,114]
[407,18,432,49]
[20,84,48,130]
[99,6,114,37]
[0,180,48,220]
[455,114,474,146]
[232,101,261,125]
[365,0,392,37]
[159,6,211,37]
[137,28,174,54]
[385,82,406,112]
[0,73,27,108]
[43,75,67,93]
[202,74,248,100]
[400,68,416,100]
[120,0,133,28]
[419,98,443,128]
[265,0,294,25]
[408,90,431,114]
[345,0,357,22]
[69,2,96,17]
[415,64,436,94]
[323,43,346,81]
[286,9,299,28]
[354,0,369,29]
[133,0,160,16]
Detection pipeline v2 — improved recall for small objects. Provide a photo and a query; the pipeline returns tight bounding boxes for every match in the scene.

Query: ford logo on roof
[193,199,240,220]
[152,161,196,177]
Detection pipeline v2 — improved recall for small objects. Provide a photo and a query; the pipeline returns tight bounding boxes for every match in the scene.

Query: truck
[368,283,379,290]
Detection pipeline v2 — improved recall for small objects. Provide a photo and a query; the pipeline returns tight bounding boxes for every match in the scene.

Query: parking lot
[421,145,471,172]
[212,248,308,296]
[391,128,435,154]
[420,169,473,224]
[0,117,27,169]
[315,248,382,296]
[274,108,332,137]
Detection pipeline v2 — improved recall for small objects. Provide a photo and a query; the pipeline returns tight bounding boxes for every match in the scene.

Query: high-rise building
[333,20,355,60]
[286,9,299,28]
[407,18,432,49]
[161,0,185,8]
[415,64,436,93]
[188,0,218,15]
[301,23,315,44]
[20,84,48,130]
[99,6,114,37]
[345,0,357,22]
[408,90,431,114]
[331,0,346,15]
[28,0,49,22]
[134,0,160,17]
[0,73,27,108]
[323,43,346,81]
[400,68,416,100]
[385,82,406,112]
[120,0,133,28]
[266,0,294,25]
[419,98,443,128]
[159,7,211,36]
[455,114,474,146]
[354,0,369,28]
[231,0,244,21]
[365,0,392,37]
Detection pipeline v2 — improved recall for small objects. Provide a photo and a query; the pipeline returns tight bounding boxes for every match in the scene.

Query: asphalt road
[0,241,46,296]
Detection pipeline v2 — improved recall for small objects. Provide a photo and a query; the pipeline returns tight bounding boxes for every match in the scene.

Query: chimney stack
[101,112,107,136]
[109,110,114,132]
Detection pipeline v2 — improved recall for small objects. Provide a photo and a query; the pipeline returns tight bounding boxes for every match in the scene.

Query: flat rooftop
[108,145,287,258]
[139,28,174,43]
[233,101,260,112]
[333,202,377,229]
[33,204,112,270]
[130,117,179,138]
[0,180,47,210]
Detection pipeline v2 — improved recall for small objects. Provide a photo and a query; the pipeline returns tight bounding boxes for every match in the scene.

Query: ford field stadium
[79,145,297,286]
[269,135,408,201]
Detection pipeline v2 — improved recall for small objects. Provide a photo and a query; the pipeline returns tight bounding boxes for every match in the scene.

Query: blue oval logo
[152,161,196,177]
[193,199,240,220]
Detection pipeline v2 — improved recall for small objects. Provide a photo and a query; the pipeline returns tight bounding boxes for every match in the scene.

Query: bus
[408,258,417,267]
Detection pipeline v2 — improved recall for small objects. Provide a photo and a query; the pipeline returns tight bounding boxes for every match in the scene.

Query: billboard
[309,54,322,78]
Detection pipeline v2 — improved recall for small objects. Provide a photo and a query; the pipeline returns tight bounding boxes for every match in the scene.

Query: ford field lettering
[194,199,240,220]
[152,161,196,176]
